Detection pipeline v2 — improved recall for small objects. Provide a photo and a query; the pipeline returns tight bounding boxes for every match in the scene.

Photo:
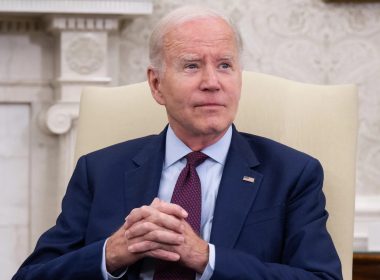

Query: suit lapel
[210,128,263,248]
[123,128,166,218]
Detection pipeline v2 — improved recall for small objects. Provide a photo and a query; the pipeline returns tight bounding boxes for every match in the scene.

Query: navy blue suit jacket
[13,126,342,279]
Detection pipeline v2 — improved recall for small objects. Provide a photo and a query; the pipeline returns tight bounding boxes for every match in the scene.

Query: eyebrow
[179,55,201,62]
[178,54,235,63]
[219,56,235,62]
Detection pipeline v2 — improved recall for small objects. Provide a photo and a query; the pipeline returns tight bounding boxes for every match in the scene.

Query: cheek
[165,92,191,114]
[228,92,241,109]
[169,88,195,108]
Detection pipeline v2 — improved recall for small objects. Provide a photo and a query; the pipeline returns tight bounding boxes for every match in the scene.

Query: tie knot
[186,151,208,167]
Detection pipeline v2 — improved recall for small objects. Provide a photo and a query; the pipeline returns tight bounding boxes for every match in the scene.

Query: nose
[200,65,220,92]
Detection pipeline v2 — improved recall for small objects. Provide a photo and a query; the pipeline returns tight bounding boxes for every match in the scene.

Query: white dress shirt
[102,125,232,280]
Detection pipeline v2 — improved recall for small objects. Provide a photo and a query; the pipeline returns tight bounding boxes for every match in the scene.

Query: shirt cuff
[101,239,128,280]
[198,243,215,280]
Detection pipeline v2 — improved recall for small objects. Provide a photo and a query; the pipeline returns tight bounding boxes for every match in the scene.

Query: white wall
[0,105,30,278]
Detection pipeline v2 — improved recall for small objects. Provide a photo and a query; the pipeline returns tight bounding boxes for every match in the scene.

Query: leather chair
[75,71,357,280]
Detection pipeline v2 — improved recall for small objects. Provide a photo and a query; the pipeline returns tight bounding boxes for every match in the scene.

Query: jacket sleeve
[212,159,343,280]
[12,156,106,280]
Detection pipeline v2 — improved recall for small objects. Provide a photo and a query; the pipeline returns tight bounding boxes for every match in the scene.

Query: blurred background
[1,0,380,279]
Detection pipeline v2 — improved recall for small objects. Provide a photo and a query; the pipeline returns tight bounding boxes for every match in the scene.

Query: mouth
[195,103,225,109]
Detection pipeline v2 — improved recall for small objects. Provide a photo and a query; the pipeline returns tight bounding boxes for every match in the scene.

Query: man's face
[149,17,242,147]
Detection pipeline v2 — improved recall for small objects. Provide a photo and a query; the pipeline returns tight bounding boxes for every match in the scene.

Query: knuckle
[150,214,159,223]
[142,222,151,231]
[140,205,149,214]
[130,208,139,216]
[156,199,162,206]
[146,241,156,250]
[157,212,165,221]
[146,221,155,228]
[150,249,163,258]
[149,230,159,240]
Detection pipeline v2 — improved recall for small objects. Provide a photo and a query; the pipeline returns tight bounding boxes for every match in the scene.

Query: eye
[185,63,199,70]
[219,62,231,69]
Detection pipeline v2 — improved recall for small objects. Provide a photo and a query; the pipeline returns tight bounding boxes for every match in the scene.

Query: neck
[170,126,229,151]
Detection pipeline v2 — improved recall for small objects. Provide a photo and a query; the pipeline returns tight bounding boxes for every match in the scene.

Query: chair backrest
[75,71,357,280]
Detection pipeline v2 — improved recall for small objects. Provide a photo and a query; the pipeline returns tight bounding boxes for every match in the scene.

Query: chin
[199,123,229,136]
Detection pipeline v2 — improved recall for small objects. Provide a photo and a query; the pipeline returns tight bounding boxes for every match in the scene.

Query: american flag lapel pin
[243,176,255,183]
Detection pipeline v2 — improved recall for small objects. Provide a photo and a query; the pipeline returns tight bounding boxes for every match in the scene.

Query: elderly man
[13,6,342,280]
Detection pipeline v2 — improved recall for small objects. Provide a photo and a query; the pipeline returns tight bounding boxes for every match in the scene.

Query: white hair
[149,5,243,73]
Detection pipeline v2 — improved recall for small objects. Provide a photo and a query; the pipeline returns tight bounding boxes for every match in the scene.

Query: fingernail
[182,210,188,217]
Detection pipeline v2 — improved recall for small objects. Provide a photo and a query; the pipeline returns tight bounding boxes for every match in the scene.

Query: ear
[147,67,165,105]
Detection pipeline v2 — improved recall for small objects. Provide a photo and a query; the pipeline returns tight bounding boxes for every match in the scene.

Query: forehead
[163,17,238,58]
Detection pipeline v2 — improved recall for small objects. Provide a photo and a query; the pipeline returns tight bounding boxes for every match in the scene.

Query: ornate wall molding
[42,102,79,135]
[65,36,104,75]
[47,16,119,32]
[0,17,42,33]
[56,30,110,87]
[0,0,153,15]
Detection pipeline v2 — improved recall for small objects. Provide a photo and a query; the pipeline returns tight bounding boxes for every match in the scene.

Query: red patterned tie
[153,151,208,280]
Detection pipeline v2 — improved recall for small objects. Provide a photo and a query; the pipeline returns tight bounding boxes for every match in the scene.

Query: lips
[194,103,225,108]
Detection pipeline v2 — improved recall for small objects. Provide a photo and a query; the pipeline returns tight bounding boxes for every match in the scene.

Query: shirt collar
[164,125,232,169]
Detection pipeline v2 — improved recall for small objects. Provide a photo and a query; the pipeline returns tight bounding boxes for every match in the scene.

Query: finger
[146,249,180,262]
[127,227,184,246]
[128,237,182,254]
[151,198,188,219]
[149,211,185,233]
[125,221,160,238]
[124,203,185,230]
[128,240,164,253]
[126,208,185,234]
[124,205,156,229]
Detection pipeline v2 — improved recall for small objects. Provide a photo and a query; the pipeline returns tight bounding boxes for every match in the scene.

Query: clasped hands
[106,198,209,274]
